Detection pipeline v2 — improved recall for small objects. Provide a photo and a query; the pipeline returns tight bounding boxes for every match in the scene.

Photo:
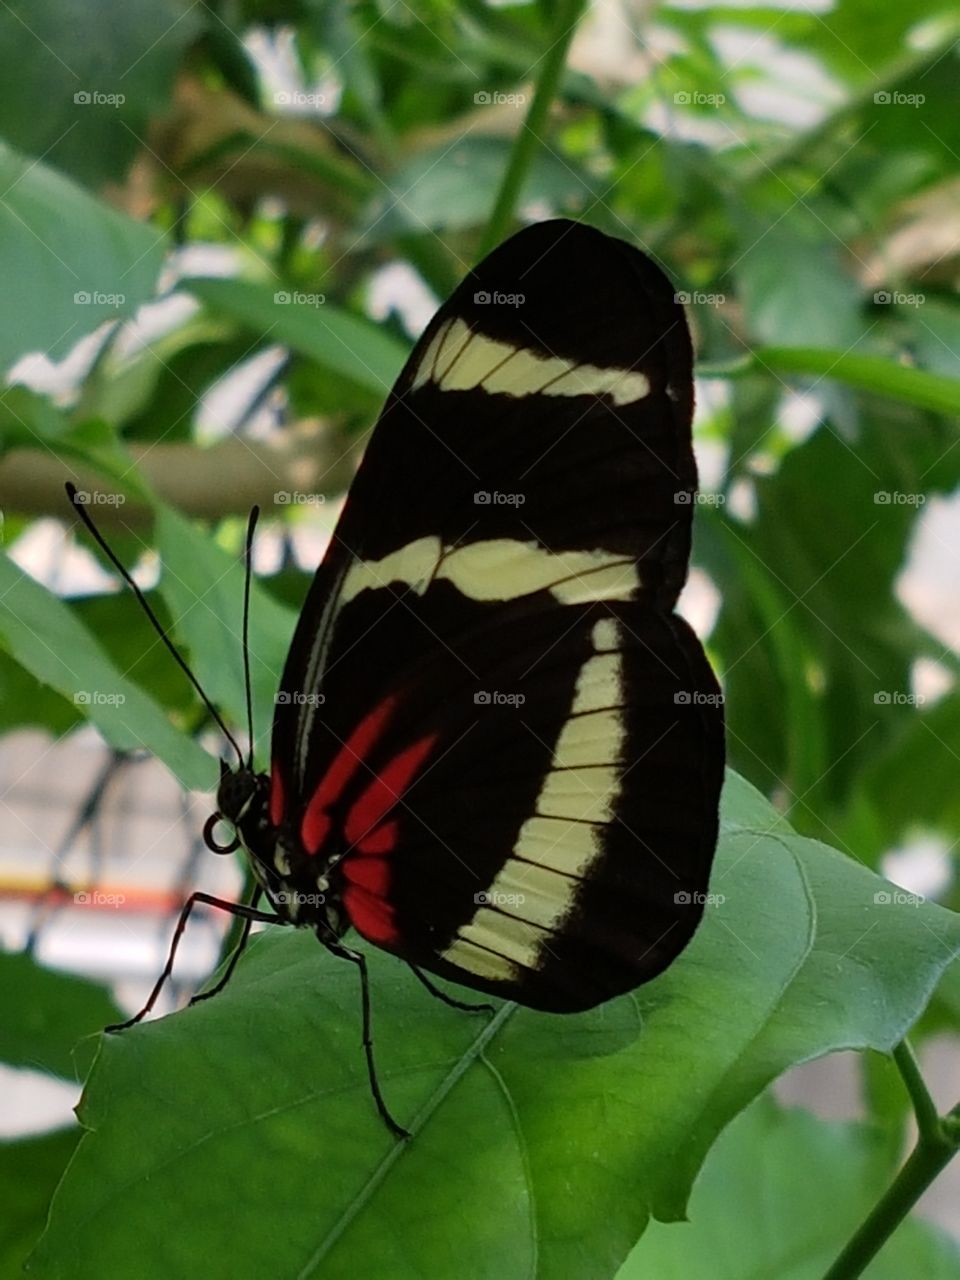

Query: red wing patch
[300,696,398,855]
[269,762,286,828]
[344,735,438,847]
[340,733,438,947]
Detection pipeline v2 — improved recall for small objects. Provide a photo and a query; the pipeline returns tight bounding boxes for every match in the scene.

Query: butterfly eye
[203,812,241,855]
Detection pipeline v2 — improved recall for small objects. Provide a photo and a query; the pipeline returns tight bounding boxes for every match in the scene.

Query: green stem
[477,0,588,256]
[822,1041,959,1280]
[892,1040,942,1142]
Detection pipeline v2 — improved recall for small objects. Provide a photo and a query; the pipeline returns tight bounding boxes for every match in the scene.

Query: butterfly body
[214,219,724,1017]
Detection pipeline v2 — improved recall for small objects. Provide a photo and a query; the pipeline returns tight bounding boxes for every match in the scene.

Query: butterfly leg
[189,887,268,1007]
[326,940,410,1140]
[106,891,282,1032]
[407,964,495,1014]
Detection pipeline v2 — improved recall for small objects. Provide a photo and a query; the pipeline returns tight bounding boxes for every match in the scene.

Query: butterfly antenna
[242,506,259,770]
[65,483,245,768]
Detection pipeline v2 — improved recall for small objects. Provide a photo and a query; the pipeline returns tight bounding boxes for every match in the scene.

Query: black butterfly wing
[269,218,724,1009]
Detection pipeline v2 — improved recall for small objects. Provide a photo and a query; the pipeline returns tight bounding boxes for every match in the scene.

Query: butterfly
[76,219,724,1138]
[209,217,724,1124]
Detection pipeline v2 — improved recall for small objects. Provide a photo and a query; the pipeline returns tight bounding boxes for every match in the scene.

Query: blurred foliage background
[1,0,960,1276]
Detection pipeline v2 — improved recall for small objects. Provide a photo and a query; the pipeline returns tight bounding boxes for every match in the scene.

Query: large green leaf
[0,0,201,185]
[620,1095,960,1279]
[27,774,960,1278]
[0,142,167,374]
[845,691,960,864]
[362,135,596,237]
[0,552,214,791]
[698,409,959,836]
[0,1129,80,1278]
[734,225,863,349]
[186,278,410,400]
[0,951,124,1080]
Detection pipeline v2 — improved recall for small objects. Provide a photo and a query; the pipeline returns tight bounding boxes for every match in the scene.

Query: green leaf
[0,951,123,1080]
[28,774,960,1279]
[362,134,596,237]
[0,552,214,791]
[154,504,298,758]
[734,226,863,349]
[0,141,167,373]
[186,278,410,400]
[848,691,960,863]
[620,1095,960,1279]
[0,0,201,186]
[697,409,958,833]
[733,347,960,417]
[0,1129,79,1278]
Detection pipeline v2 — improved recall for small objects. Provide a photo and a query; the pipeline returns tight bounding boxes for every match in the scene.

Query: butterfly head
[204,758,272,856]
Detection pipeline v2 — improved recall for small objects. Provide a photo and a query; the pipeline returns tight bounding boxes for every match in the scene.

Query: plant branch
[477,0,588,256]
[822,1041,959,1280]
[892,1039,942,1142]
[0,421,361,525]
